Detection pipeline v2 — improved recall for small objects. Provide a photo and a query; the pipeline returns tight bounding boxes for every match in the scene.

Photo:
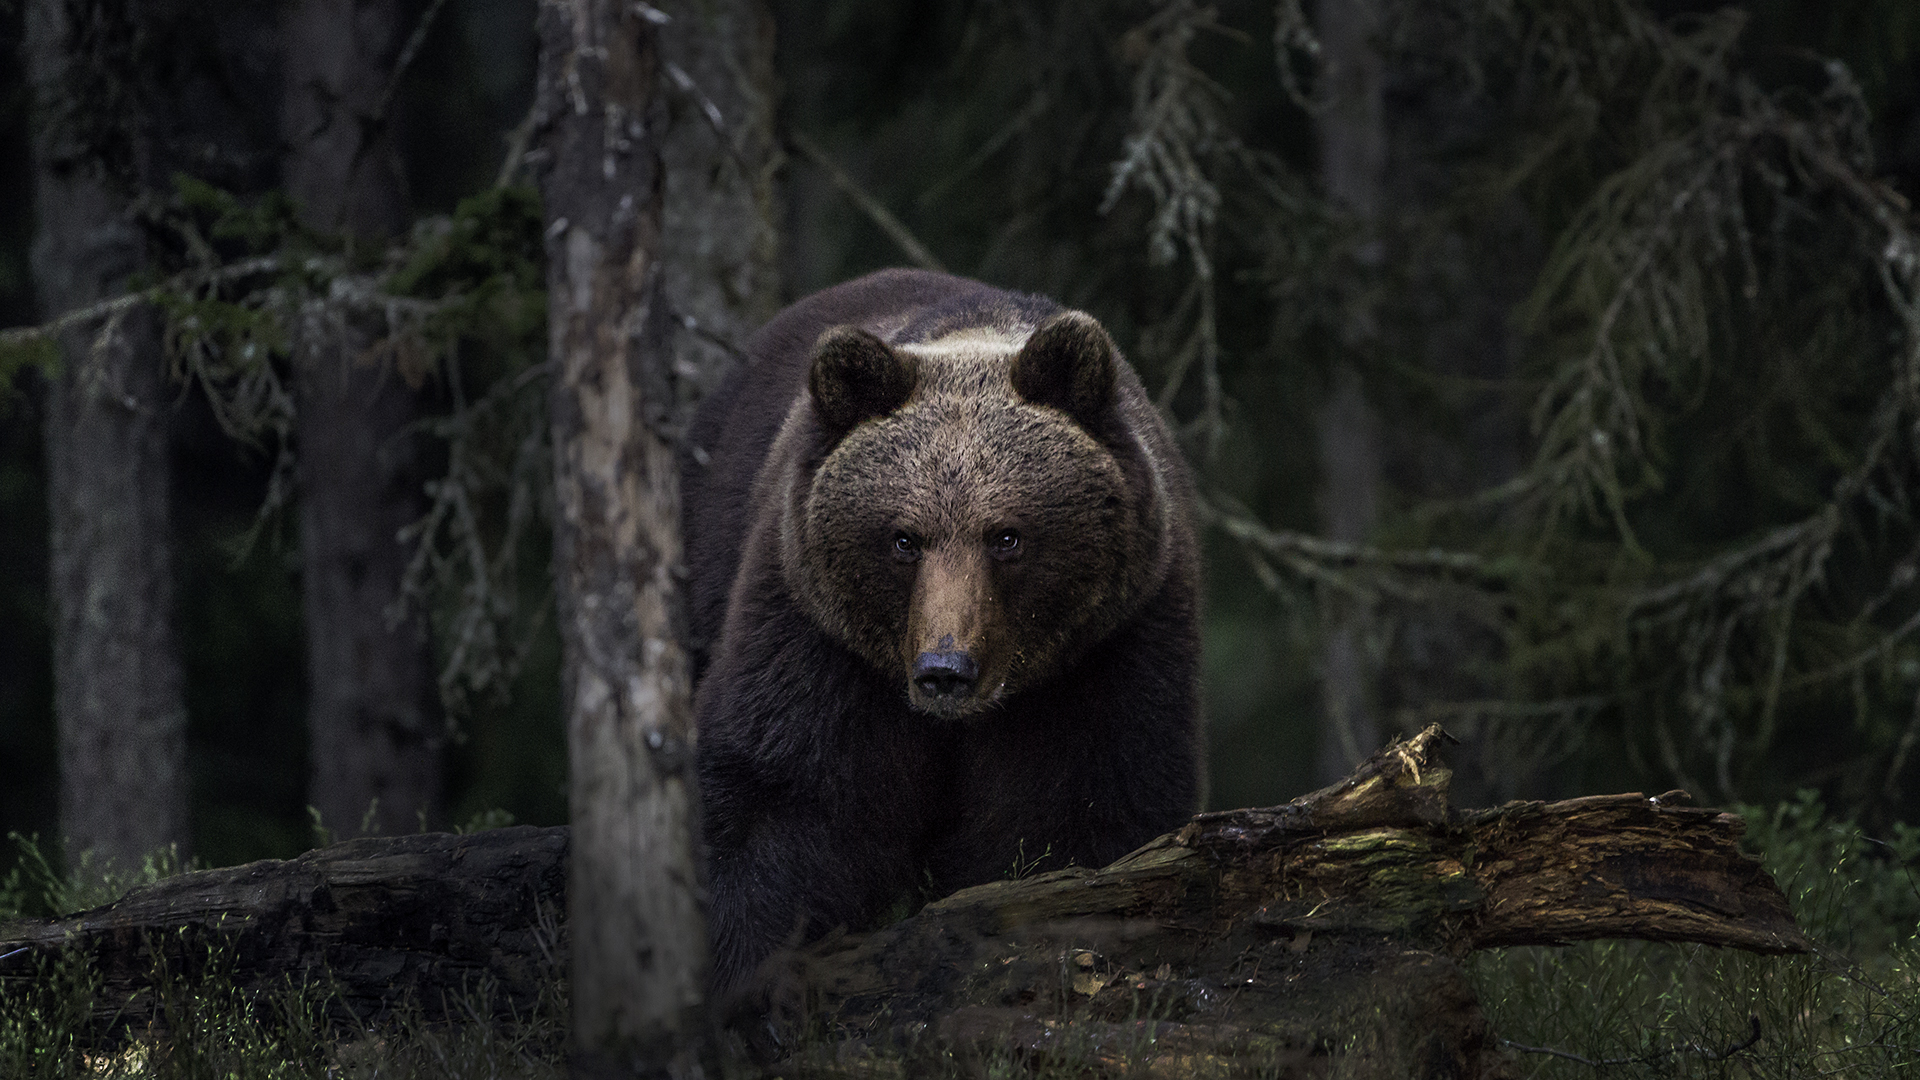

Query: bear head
[779,310,1171,720]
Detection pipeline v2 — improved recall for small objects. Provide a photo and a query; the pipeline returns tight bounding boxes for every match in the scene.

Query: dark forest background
[2,0,1919,877]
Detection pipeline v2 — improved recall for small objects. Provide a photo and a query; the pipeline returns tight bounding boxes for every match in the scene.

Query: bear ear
[1009,311,1117,430]
[809,326,918,438]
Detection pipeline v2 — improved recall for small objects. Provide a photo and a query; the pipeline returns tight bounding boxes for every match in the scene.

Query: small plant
[0,946,98,1077]
[1007,839,1057,881]
[1739,789,1920,959]
[0,833,192,920]
[456,807,519,834]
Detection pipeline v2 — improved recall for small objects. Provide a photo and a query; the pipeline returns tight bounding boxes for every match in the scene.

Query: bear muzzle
[904,548,1010,717]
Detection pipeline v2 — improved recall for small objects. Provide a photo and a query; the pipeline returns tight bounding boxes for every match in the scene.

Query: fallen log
[0,825,570,1032]
[0,727,1807,1077]
[765,727,1806,1077]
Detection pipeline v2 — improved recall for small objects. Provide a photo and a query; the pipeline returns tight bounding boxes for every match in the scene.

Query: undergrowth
[1470,793,1920,1078]
[0,944,568,1080]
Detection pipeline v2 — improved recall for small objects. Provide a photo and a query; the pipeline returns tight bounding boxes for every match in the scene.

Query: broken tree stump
[0,727,1808,1077]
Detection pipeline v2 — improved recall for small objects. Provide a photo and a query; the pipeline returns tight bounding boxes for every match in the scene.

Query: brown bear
[683,269,1202,995]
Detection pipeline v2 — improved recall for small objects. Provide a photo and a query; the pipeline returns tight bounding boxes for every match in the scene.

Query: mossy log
[0,727,1807,1076]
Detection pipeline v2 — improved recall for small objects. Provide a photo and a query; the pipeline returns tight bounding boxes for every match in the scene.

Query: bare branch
[790,129,946,273]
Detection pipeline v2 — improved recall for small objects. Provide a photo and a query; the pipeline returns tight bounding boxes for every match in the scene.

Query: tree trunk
[533,0,779,1070]
[1311,0,1389,786]
[0,727,1808,1078]
[1308,0,1537,800]
[655,0,782,402]
[280,0,410,244]
[282,0,444,839]
[27,0,191,872]
[1365,5,1538,807]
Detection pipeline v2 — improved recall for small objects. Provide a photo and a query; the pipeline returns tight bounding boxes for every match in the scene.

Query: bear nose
[913,650,978,699]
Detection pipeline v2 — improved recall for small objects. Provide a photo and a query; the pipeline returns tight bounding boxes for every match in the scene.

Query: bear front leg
[700,741,940,996]
[706,810,935,996]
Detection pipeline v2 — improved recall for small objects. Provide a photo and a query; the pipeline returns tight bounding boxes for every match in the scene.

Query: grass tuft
[0,833,193,920]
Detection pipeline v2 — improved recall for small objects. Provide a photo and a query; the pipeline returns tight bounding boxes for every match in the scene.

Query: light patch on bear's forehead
[895,328,1035,401]
[893,326,1031,357]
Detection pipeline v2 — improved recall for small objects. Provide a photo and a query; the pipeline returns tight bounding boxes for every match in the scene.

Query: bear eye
[990,529,1021,559]
[891,532,921,561]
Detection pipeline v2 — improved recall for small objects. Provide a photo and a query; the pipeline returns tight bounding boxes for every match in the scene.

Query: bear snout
[912,649,979,700]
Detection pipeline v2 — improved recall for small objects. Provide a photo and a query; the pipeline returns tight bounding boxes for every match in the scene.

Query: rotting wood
[0,727,1808,1076]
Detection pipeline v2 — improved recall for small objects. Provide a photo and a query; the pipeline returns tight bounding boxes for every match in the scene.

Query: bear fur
[683,269,1202,995]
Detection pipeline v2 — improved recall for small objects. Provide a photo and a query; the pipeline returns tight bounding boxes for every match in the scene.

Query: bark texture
[0,728,1808,1077]
[532,0,781,1069]
[282,0,444,839]
[27,0,190,871]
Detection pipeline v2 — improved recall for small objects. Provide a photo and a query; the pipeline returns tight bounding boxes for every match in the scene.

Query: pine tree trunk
[1308,0,1535,797]
[1308,0,1542,803]
[656,0,782,398]
[280,0,410,243]
[281,0,444,839]
[27,0,191,872]
[1311,0,1389,786]
[533,0,779,1070]
[1365,5,1535,806]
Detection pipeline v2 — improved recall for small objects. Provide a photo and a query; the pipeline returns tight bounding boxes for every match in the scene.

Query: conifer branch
[0,257,284,355]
